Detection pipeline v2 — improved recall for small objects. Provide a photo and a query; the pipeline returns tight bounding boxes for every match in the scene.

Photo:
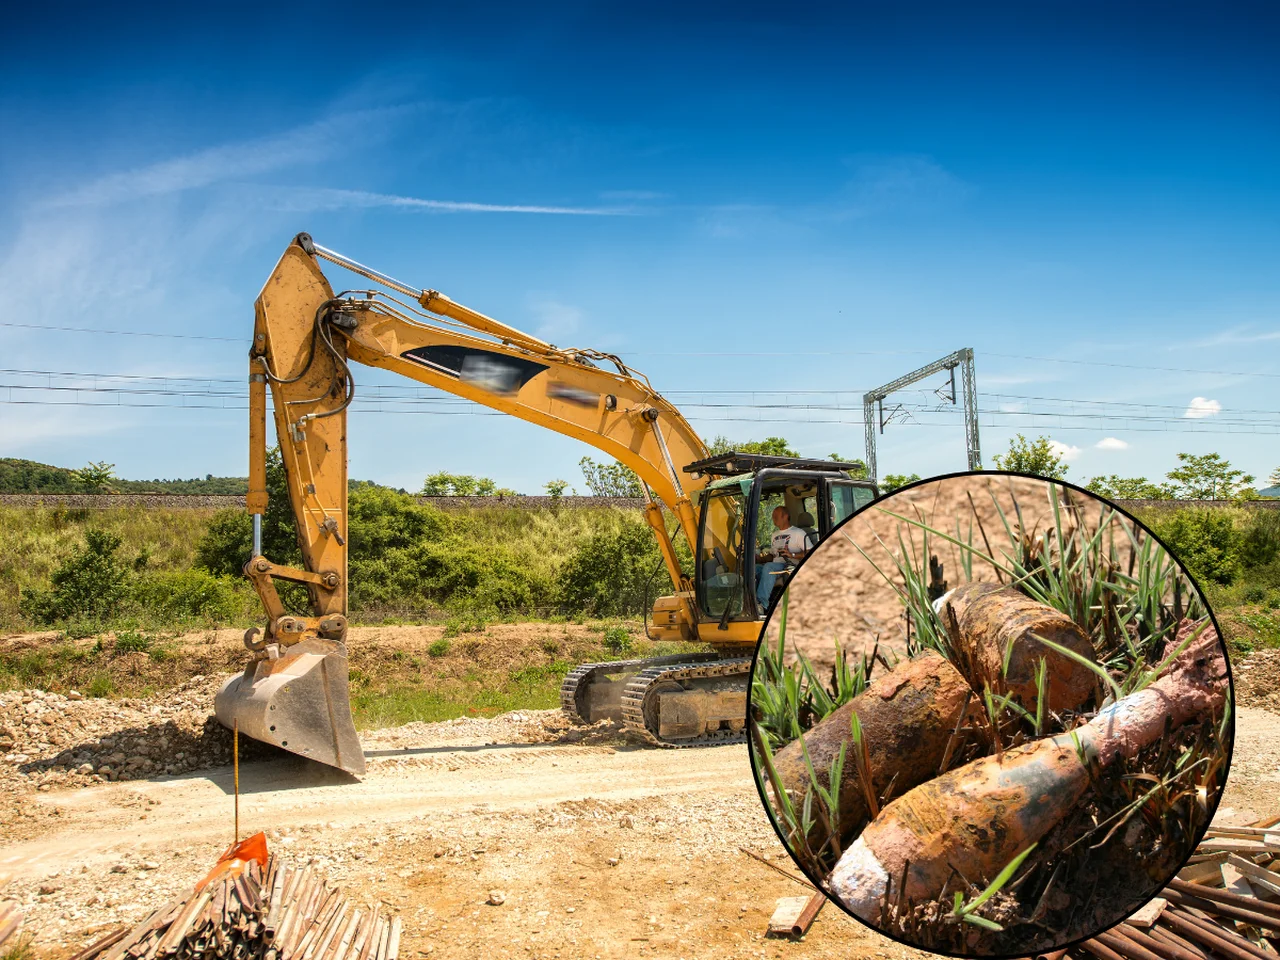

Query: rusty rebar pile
[0,900,21,949]
[72,855,402,960]
[1065,815,1280,960]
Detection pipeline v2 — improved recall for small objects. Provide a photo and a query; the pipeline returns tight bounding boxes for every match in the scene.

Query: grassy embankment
[0,501,696,726]
[1,500,1276,726]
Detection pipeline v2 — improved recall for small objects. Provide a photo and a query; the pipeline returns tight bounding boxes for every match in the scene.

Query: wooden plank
[1220,864,1255,900]
[1226,856,1280,898]
[767,896,813,937]
[1127,898,1167,928]
[1179,859,1229,885]
[1195,838,1280,856]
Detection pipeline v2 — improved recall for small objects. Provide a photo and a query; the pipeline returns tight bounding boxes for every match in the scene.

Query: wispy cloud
[528,297,584,343]
[1173,326,1280,350]
[1049,440,1082,461]
[1095,437,1129,451]
[275,187,635,216]
[44,106,415,208]
[829,154,971,220]
[600,189,666,201]
[1184,397,1222,419]
[0,407,131,448]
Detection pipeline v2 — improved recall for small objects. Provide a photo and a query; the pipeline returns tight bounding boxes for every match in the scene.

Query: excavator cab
[686,453,878,626]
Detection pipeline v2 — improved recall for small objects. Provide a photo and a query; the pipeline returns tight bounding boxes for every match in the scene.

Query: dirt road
[4,658,1276,959]
[2,711,923,960]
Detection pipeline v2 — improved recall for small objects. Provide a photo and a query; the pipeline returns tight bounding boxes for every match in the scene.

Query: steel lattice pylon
[862,348,980,482]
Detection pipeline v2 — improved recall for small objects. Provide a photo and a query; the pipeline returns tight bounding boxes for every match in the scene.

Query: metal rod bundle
[71,855,402,960]
[1055,813,1280,960]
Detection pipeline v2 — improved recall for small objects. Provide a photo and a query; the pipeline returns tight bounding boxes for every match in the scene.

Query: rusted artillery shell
[770,650,976,851]
[937,583,1098,714]
[830,618,1228,921]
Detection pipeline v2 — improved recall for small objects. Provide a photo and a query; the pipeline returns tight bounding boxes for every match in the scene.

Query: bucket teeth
[215,637,366,776]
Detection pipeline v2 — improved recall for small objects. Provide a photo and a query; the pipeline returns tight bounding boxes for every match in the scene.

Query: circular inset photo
[748,471,1234,957]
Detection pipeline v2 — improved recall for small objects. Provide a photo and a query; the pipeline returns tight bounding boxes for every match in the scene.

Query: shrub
[428,638,451,658]
[19,530,129,624]
[1149,509,1241,586]
[86,673,114,697]
[557,519,664,616]
[603,626,633,655]
[1239,510,1280,571]
[131,569,250,623]
[194,509,254,578]
[114,631,153,654]
[194,446,301,577]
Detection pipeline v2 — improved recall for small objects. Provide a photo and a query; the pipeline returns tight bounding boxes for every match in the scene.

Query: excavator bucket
[214,638,366,776]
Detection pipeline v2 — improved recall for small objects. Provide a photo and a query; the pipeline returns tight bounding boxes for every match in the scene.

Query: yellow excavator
[215,234,878,774]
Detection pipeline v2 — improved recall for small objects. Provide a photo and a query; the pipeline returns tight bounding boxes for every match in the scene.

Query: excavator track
[560,653,718,724]
[621,657,753,748]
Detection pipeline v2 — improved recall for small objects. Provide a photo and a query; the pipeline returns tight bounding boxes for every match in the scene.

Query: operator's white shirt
[770,526,808,560]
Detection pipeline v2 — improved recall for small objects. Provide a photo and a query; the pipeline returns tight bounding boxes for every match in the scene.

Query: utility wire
[0,322,245,343]
[5,368,1280,415]
[5,320,1279,378]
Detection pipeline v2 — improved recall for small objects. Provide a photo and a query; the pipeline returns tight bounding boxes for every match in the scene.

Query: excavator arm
[219,234,714,773]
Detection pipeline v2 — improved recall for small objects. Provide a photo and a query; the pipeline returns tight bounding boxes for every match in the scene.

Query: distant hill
[0,458,411,495]
[1260,484,1280,499]
[0,458,249,495]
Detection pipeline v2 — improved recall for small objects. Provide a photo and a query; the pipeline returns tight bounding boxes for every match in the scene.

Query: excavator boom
[217,234,877,772]
[218,235,711,773]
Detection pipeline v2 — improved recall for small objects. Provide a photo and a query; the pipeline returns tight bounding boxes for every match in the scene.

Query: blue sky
[2,3,1278,493]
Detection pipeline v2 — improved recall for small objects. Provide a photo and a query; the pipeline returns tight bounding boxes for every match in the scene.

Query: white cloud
[44,105,414,208]
[0,407,131,447]
[1184,397,1222,419]
[831,154,971,220]
[276,187,633,216]
[528,298,584,343]
[1095,437,1129,451]
[599,189,666,201]
[1049,440,1082,461]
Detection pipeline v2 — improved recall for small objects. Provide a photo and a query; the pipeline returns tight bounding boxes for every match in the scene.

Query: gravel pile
[0,676,237,792]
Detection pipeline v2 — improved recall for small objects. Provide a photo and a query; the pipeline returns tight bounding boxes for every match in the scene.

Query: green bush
[131,569,250,623]
[1239,510,1280,571]
[114,631,153,654]
[428,638,450,657]
[556,518,664,616]
[1149,509,1242,586]
[603,626,633,655]
[19,530,129,624]
[194,447,301,578]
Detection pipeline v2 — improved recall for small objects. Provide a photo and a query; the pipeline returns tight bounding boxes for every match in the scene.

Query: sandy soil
[777,474,1141,674]
[1,615,1274,959]
[1,705,939,960]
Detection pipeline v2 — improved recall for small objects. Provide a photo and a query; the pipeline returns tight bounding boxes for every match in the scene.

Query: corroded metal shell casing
[831,730,1092,919]
[830,618,1229,922]
[770,650,976,851]
[937,583,1098,714]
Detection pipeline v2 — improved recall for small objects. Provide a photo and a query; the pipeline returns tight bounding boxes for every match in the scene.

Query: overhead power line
[0,321,245,343]
[4,319,1279,378]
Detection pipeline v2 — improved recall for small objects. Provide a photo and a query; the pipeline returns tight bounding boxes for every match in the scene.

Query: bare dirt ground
[1,627,1275,960]
[1,703,928,960]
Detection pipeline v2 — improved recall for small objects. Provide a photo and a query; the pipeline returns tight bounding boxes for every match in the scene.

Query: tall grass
[0,501,672,633]
[0,505,219,630]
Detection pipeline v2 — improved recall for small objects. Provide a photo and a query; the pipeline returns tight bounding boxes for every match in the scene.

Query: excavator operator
[755,505,809,610]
